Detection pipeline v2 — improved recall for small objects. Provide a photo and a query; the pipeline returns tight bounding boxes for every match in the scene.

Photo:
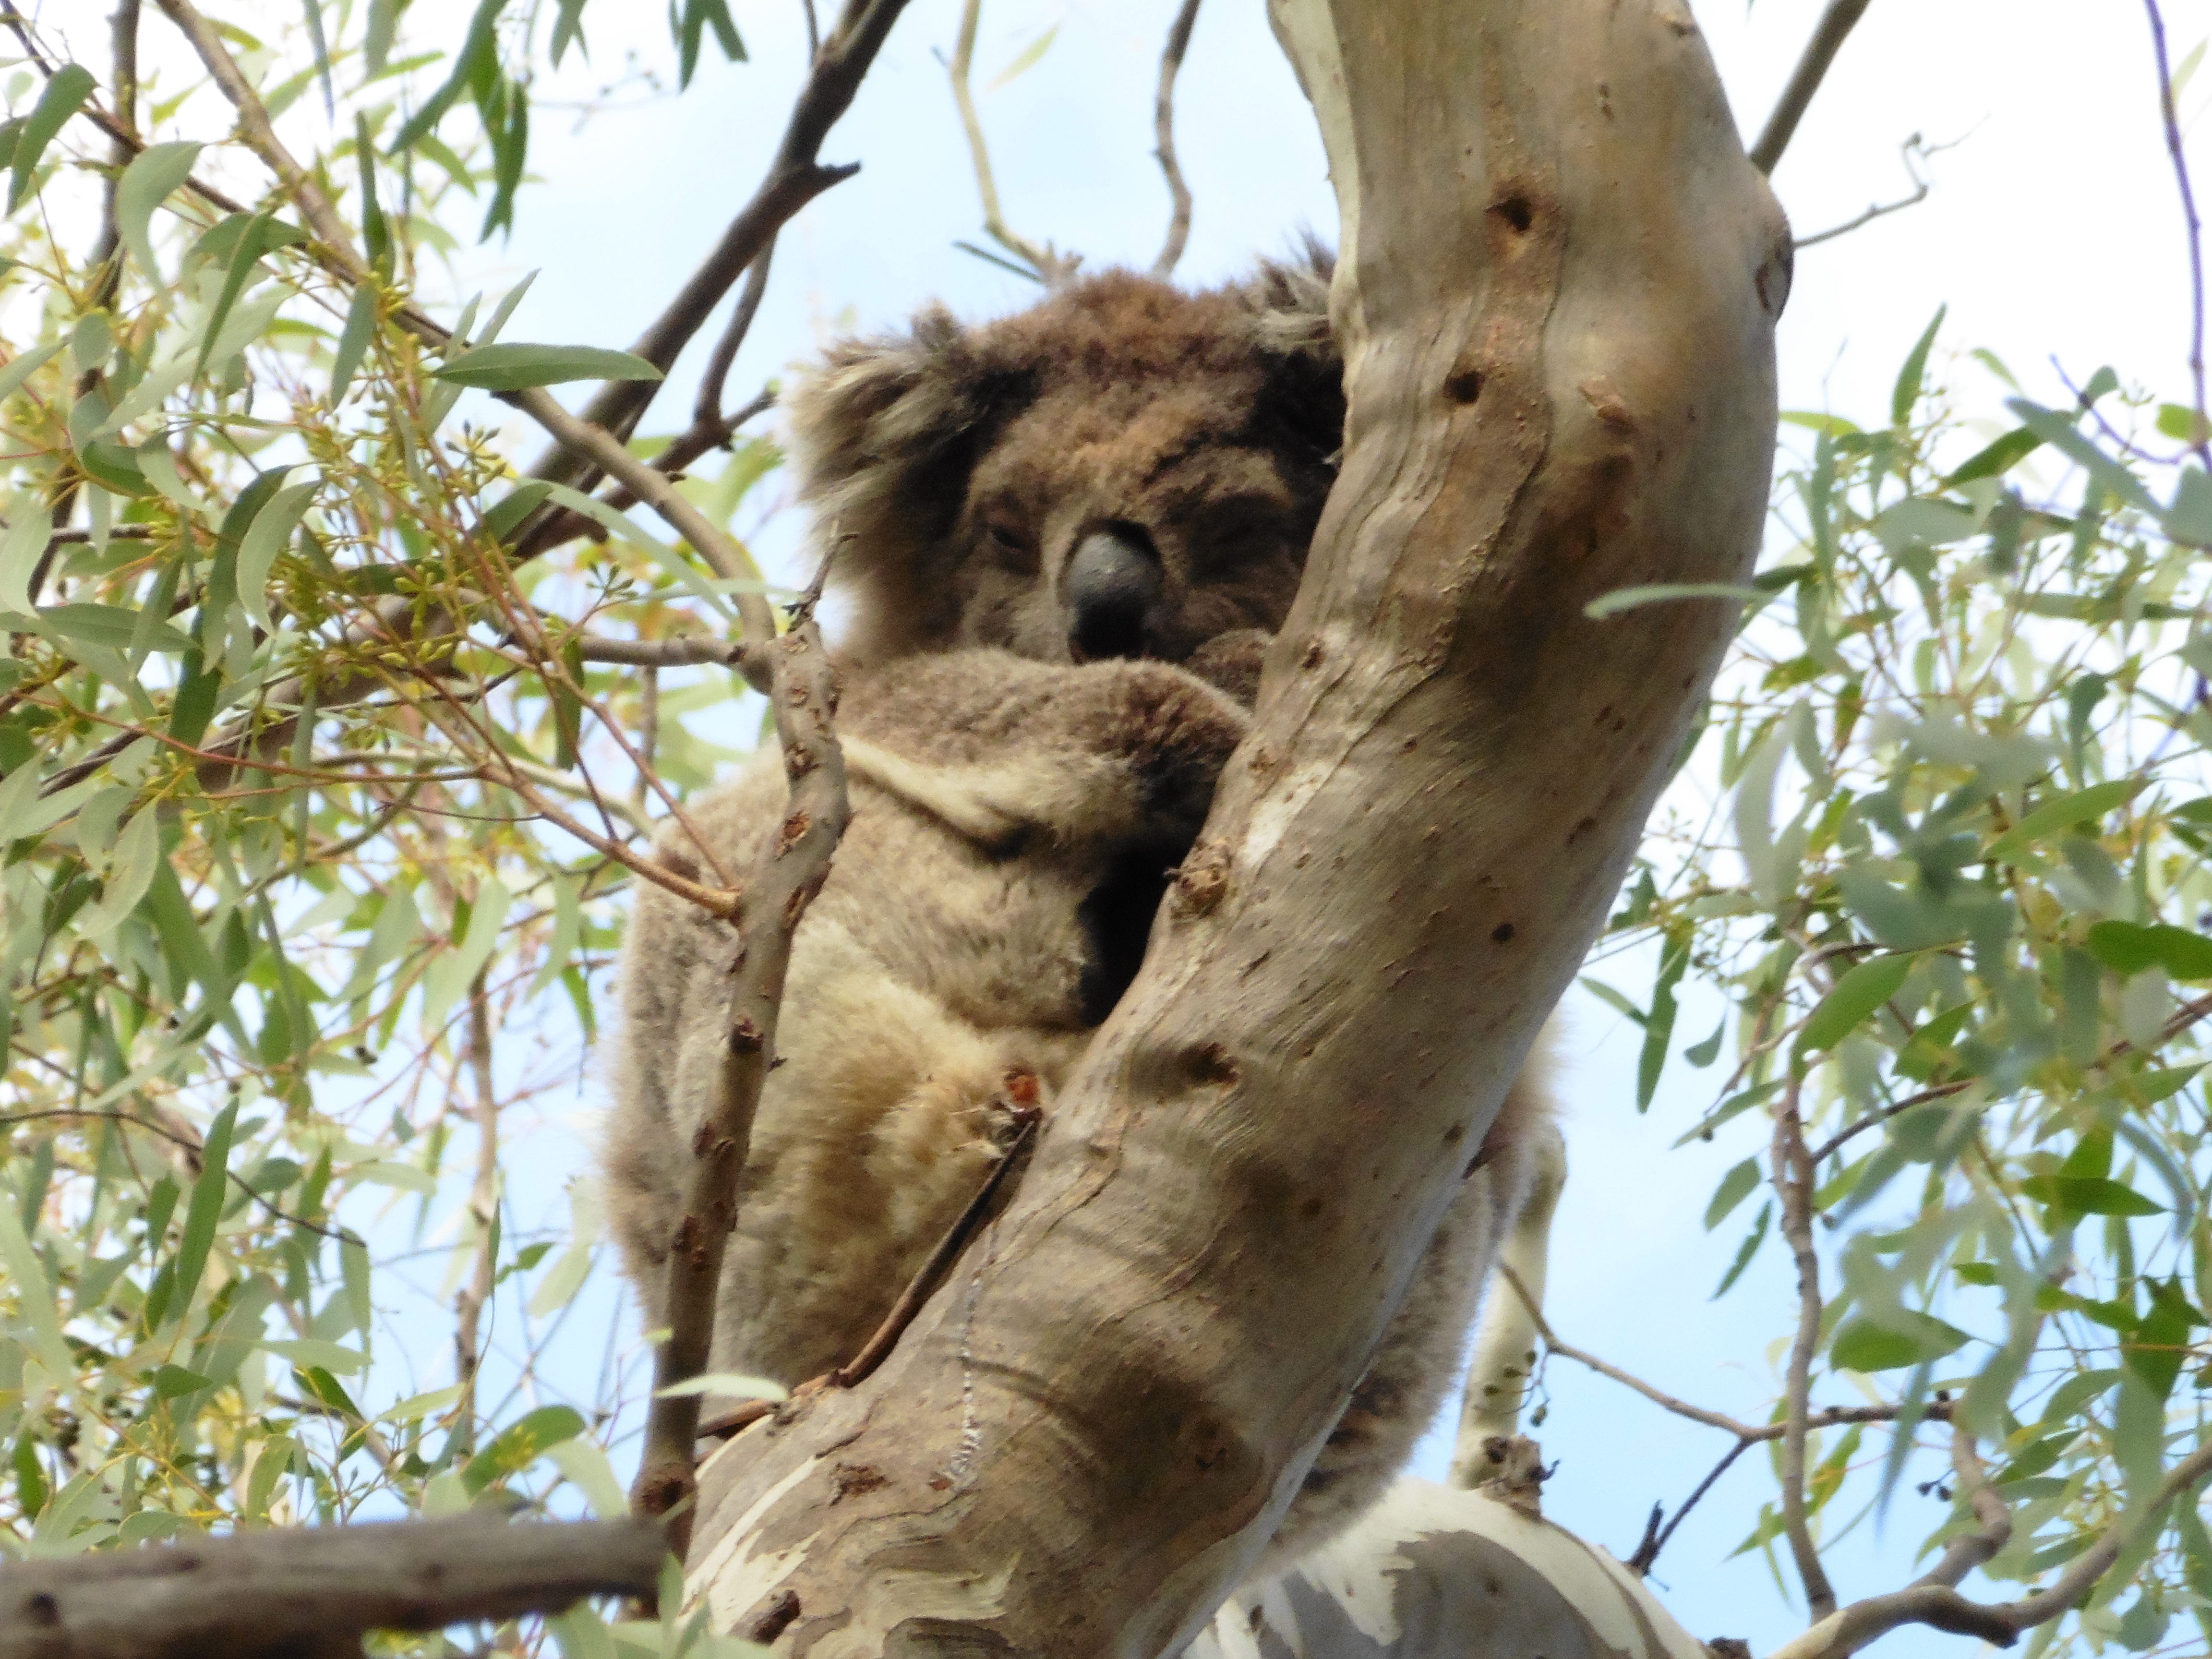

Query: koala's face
[786,256,1343,672]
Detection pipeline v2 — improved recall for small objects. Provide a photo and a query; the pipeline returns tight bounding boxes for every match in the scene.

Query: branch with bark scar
[0,1515,664,1659]
[628,613,850,1562]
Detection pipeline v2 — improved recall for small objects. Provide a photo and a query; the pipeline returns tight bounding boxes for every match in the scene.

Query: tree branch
[1774,1069,1839,1622]
[1747,0,1872,175]
[629,611,850,1560]
[1793,134,1934,250]
[0,1515,664,1659]
[1766,1437,2212,1659]
[2145,0,2212,467]
[452,966,503,1453]
[1451,1123,1567,1477]
[1149,0,1202,279]
[948,0,1081,285]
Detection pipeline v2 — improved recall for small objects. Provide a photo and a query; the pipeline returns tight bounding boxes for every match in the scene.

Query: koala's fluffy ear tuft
[1231,236,1336,364]
[1228,239,1345,476]
[785,308,1036,663]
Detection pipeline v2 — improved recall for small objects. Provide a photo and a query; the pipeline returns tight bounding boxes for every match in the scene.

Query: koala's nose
[1064,525,1162,661]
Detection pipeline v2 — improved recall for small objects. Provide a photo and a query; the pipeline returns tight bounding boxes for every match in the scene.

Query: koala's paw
[1182,628,1272,707]
[1104,662,1250,842]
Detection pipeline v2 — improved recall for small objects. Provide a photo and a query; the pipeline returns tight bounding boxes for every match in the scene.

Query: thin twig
[1149,0,1201,279]
[1794,135,1934,251]
[1911,1429,2011,1591]
[1748,0,1873,175]
[526,0,908,484]
[630,617,851,1561]
[695,246,775,435]
[2145,0,2212,466]
[451,968,502,1454]
[1630,1439,1752,1576]
[1774,1070,1838,1622]
[948,0,1079,285]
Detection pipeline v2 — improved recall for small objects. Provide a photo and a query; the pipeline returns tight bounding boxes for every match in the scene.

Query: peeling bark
[688,0,1786,1651]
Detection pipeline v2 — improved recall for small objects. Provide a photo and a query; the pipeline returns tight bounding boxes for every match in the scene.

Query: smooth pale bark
[1186,1479,1708,1659]
[688,1,1786,1652]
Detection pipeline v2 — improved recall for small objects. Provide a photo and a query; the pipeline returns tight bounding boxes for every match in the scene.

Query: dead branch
[1748,0,1873,174]
[0,1515,664,1659]
[1149,0,1202,279]
[628,613,850,1560]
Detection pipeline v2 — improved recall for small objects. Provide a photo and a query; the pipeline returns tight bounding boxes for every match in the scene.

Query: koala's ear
[1230,236,1337,366]
[1229,239,1346,475]
[784,308,1034,662]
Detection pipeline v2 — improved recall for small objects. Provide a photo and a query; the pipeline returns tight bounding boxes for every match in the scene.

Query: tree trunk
[687,0,1787,1651]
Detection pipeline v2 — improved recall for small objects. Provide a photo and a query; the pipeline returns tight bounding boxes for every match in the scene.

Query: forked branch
[949,0,1082,285]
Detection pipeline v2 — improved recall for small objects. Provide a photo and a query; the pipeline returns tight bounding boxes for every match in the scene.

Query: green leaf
[115,142,202,279]
[2019,1175,2164,1217]
[169,1100,239,1324]
[150,1363,215,1400]
[2085,920,2212,980]
[293,1364,363,1420]
[0,339,63,408]
[0,499,54,615]
[1798,951,1915,1054]
[0,1200,72,1379]
[430,342,663,390]
[1983,780,2143,865]
[1943,425,2042,486]
[234,478,320,634]
[1584,582,1765,621]
[388,0,503,151]
[330,283,378,405]
[482,479,552,541]
[1891,304,1947,428]
[2125,1279,2203,1402]
[1704,1157,1761,1231]
[1636,933,1688,1111]
[1832,1309,1969,1372]
[9,63,94,214]
[77,807,160,938]
[672,0,746,88]
[461,1405,586,1494]
[551,0,589,66]
[1713,1200,1769,1299]
[988,24,1058,90]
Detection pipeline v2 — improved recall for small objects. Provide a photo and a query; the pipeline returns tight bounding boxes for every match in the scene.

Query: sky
[54,0,2208,1649]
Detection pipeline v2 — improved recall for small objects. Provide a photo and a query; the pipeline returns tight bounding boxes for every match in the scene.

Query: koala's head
[785,248,1343,671]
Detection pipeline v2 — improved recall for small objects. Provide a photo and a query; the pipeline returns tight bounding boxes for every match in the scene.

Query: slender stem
[2145,0,2212,466]
[1149,0,1201,279]
[1774,1069,1838,1622]
[695,245,775,433]
[948,0,1077,283]
[1910,1429,2011,1591]
[452,969,502,1454]
[1748,0,1873,175]
[1630,1438,1751,1576]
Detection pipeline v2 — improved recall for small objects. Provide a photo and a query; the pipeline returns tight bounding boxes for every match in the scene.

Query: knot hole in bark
[1490,192,1535,234]
[1444,365,1484,406]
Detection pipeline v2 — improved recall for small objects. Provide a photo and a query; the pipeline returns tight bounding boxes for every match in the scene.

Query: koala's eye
[981,517,1035,565]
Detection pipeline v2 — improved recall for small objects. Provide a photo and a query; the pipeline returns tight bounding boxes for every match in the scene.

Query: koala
[603,252,1555,1576]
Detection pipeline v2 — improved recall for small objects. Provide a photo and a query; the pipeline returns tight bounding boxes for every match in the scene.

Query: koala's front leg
[837,649,1250,856]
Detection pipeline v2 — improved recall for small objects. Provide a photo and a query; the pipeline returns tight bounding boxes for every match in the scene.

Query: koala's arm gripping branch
[629,618,850,1560]
[688,1,1787,1648]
